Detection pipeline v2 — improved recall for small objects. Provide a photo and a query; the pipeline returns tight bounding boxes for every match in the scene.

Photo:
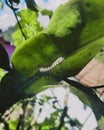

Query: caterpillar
[39,57,64,72]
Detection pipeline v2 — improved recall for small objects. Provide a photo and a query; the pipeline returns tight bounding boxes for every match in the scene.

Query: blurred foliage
[0,94,82,130]
[12,8,43,47]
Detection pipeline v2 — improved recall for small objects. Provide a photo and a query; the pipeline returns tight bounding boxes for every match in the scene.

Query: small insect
[39,57,64,72]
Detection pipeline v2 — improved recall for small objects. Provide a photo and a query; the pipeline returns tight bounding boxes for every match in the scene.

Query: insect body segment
[39,57,64,72]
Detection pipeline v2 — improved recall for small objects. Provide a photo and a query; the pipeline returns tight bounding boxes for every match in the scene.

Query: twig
[16,115,22,130]
[51,88,62,109]
[82,111,92,126]
[5,0,27,40]
[57,106,68,130]
[12,9,27,40]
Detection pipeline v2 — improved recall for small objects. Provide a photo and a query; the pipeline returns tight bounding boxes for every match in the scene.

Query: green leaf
[12,32,61,79]
[46,0,104,54]
[78,0,104,47]
[12,0,104,78]
[41,9,53,18]
[9,120,18,130]
[19,73,58,95]
[11,0,104,100]
[41,95,53,102]
[19,37,104,98]
[46,0,81,37]
[12,30,25,46]
[0,68,5,81]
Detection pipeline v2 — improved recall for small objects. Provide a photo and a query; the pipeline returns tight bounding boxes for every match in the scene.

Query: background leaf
[12,8,43,47]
